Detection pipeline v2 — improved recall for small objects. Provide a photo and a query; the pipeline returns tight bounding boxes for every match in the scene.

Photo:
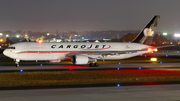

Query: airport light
[95,40,99,42]
[174,33,180,37]
[117,84,120,87]
[74,34,77,41]
[0,39,3,42]
[0,33,3,36]
[47,33,50,36]
[20,69,23,72]
[16,35,20,38]
[163,33,167,36]
[150,58,157,61]
[6,34,9,37]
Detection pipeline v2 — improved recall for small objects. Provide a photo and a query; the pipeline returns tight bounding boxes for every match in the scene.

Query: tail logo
[143,28,154,36]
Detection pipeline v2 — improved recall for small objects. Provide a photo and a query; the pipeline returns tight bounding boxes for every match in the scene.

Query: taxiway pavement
[0,84,180,101]
[0,62,180,71]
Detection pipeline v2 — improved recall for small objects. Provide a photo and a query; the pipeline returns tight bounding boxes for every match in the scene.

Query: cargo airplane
[3,15,160,67]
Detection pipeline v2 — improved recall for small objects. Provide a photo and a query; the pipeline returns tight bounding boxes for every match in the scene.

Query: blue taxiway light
[139,67,141,69]
[117,84,120,87]
[117,68,120,70]
[119,63,121,65]
[20,69,23,72]
[160,62,162,64]
[166,55,168,57]
[70,69,71,71]
[40,64,43,66]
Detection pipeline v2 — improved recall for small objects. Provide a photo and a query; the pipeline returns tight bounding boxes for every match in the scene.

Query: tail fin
[132,15,160,44]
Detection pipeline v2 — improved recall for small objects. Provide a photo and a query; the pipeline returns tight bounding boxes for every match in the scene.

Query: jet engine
[72,55,95,65]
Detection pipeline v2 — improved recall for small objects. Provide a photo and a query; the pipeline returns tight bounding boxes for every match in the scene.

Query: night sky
[0,0,180,34]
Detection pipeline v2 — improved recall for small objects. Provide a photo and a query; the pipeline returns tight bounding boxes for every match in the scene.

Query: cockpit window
[8,47,15,49]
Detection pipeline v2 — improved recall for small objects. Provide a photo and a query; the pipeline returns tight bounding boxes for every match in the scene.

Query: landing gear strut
[89,63,99,67]
[15,59,20,67]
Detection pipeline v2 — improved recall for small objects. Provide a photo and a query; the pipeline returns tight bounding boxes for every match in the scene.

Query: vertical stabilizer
[132,15,160,44]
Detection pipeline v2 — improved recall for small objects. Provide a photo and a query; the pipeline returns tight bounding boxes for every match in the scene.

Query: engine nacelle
[72,55,95,65]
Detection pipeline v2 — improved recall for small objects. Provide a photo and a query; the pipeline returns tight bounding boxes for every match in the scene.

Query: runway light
[150,58,157,61]
[117,84,120,87]
[166,55,168,57]
[139,67,141,69]
[117,68,120,70]
[119,62,121,65]
[40,64,43,66]
[20,69,23,72]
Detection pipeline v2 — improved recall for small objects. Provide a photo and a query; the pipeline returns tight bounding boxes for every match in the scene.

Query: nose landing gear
[15,59,20,67]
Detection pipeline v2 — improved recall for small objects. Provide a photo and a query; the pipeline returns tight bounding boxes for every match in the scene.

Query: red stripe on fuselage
[17,51,98,54]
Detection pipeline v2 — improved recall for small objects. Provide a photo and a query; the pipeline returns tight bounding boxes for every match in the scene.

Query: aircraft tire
[89,63,93,67]
[89,63,99,67]
[15,64,19,67]
[94,63,99,67]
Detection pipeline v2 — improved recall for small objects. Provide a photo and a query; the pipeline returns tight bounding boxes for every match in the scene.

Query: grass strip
[1,70,180,87]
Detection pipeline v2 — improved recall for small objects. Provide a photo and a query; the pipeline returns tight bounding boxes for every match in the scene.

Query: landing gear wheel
[15,59,20,67]
[89,63,99,67]
[94,63,99,67]
[89,63,93,67]
[15,64,19,67]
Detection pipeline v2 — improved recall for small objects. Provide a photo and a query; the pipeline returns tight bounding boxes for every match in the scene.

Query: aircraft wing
[155,45,175,48]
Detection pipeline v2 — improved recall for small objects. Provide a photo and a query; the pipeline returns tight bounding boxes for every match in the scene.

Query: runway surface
[1,84,180,101]
[1,62,180,71]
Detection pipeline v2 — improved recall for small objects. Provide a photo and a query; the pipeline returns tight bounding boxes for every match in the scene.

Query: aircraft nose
[3,49,8,56]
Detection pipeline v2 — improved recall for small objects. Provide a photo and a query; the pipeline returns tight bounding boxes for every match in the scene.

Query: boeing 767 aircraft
[3,15,160,67]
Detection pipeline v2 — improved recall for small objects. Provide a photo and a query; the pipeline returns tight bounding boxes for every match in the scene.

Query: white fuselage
[3,42,151,61]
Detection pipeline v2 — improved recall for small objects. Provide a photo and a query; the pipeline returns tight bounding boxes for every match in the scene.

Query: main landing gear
[89,63,99,67]
[15,59,20,67]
